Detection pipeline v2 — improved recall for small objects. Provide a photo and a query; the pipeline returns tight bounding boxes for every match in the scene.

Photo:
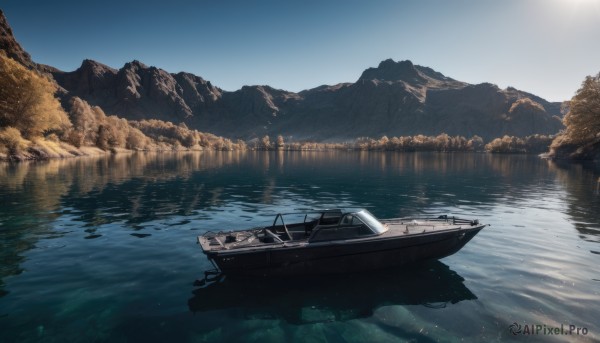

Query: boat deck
[198,217,478,253]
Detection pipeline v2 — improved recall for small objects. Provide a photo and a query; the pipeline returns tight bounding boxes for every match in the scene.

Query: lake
[0,151,599,342]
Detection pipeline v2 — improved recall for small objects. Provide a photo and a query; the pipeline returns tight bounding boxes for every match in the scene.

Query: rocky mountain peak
[358,59,425,83]
[79,59,117,74]
[381,58,413,69]
[123,60,149,71]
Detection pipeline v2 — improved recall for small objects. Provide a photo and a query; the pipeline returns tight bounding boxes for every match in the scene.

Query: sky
[3,0,600,102]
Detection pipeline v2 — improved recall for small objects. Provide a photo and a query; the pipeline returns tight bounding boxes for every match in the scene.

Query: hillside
[0,11,244,161]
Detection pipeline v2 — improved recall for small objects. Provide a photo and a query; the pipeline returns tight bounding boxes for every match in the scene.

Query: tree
[0,52,70,138]
[550,72,600,159]
[261,135,271,150]
[561,73,600,144]
[434,133,449,151]
[468,135,484,151]
[126,127,149,150]
[378,135,389,150]
[66,97,104,146]
[183,133,197,147]
[96,125,110,150]
[276,135,285,150]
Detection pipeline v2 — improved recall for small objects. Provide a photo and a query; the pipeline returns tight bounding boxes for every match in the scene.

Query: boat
[197,208,487,276]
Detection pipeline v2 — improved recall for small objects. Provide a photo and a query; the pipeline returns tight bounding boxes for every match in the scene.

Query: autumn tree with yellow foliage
[0,51,72,158]
[0,51,70,137]
[549,73,600,160]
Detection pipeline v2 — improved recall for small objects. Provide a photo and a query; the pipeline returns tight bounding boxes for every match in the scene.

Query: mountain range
[1,10,563,142]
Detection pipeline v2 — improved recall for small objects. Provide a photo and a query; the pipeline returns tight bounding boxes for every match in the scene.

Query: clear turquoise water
[0,151,599,342]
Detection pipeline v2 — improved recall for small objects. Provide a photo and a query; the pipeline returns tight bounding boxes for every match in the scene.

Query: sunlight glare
[567,0,600,6]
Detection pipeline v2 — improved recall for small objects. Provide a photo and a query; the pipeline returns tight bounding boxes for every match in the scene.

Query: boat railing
[271,213,293,241]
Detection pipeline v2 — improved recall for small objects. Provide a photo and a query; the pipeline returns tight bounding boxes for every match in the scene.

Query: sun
[557,0,600,12]
[568,0,600,5]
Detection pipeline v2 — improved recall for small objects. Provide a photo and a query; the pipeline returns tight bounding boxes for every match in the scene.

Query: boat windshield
[355,210,388,234]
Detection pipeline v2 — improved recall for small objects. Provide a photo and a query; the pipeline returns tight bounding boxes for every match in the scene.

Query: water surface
[1,151,599,342]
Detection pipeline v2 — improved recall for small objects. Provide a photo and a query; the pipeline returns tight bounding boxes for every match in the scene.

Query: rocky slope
[1,10,564,141]
[52,59,223,122]
[0,9,58,74]
[0,9,34,68]
[266,60,563,140]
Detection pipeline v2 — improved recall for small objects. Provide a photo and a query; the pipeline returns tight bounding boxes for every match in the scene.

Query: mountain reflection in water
[188,261,476,325]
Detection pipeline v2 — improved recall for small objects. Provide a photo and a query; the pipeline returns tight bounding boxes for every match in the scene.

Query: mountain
[262,59,563,141]
[1,10,563,141]
[52,59,223,122]
[50,57,563,141]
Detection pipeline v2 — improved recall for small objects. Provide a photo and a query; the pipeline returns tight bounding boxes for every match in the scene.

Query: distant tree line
[63,98,249,152]
[248,134,558,154]
[484,134,554,154]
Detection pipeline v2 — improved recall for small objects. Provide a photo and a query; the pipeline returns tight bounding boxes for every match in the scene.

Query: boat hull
[206,225,484,276]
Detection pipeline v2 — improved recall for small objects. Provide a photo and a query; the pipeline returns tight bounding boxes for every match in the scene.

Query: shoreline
[2,139,598,163]
[0,146,504,163]
[0,142,216,162]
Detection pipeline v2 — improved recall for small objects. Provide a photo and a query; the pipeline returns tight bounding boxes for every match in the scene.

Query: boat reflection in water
[188,261,476,325]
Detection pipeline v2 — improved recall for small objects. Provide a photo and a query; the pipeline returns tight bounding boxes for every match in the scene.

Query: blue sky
[3,0,600,101]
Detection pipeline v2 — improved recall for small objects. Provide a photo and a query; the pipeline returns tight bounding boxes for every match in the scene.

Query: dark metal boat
[197,209,487,276]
